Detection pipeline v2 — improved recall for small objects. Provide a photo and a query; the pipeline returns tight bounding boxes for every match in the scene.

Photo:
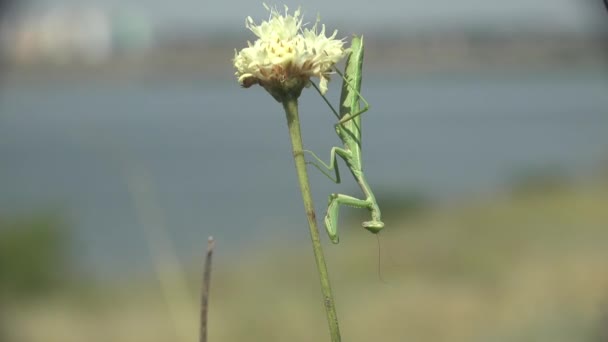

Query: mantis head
[362,220,384,234]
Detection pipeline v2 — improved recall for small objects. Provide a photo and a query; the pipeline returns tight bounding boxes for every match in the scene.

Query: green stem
[282,96,342,342]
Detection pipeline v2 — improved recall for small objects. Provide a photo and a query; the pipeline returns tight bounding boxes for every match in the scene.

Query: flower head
[233,5,347,101]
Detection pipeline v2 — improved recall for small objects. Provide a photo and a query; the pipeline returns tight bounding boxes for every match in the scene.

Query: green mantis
[307,35,384,244]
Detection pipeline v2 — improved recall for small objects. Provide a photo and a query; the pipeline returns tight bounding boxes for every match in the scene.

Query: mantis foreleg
[325,193,383,244]
[306,143,384,244]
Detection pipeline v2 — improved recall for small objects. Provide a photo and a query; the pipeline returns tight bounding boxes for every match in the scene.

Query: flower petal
[233,6,347,97]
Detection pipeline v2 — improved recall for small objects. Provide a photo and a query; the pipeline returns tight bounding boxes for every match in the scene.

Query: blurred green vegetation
[3,177,608,342]
[506,164,572,196]
[0,213,71,300]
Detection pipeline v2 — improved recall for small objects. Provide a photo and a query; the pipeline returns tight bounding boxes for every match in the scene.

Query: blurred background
[1,0,608,341]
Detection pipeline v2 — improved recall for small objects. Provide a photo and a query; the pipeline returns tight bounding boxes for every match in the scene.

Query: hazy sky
[26,0,605,31]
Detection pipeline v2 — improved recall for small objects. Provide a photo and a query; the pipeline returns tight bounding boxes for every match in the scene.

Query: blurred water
[1,70,607,275]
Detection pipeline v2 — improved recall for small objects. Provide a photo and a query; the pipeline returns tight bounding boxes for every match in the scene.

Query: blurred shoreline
[4,30,607,81]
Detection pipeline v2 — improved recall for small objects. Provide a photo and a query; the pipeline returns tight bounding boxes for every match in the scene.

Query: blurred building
[2,6,154,66]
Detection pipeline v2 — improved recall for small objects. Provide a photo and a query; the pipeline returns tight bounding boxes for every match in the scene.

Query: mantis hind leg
[310,74,370,125]
[325,193,385,244]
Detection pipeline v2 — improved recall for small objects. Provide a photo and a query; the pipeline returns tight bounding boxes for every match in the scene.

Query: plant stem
[199,236,215,342]
[282,96,342,342]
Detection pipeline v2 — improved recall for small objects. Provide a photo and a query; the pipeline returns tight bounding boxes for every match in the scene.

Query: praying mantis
[307,35,384,244]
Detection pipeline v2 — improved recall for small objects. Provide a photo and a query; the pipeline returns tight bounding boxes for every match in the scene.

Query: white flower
[233,5,347,100]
